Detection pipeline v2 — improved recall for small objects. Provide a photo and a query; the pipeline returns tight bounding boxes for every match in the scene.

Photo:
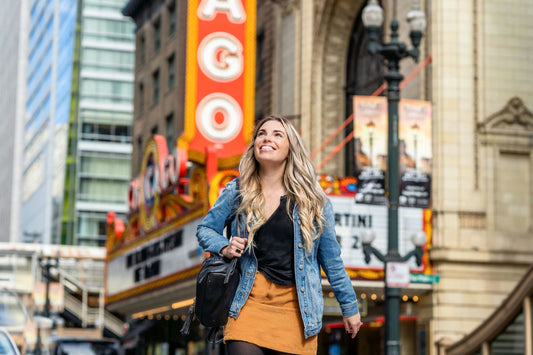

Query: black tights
[226,341,296,355]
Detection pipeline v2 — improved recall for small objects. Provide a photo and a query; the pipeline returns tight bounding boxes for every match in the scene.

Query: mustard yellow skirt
[224,271,317,355]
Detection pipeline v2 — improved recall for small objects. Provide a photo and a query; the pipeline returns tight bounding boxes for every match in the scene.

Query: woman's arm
[317,200,360,318]
[196,179,238,255]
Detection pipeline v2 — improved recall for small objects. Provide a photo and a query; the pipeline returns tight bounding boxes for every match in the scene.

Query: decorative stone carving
[478,97,533,133]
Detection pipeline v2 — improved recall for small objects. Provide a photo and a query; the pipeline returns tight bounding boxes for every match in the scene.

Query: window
[168,2,176,36]
[153,19,161,53]
[151,125,158,135]
[490,311,525,354]
[152,70,160,104]
[256,32,265,83]
[140,35,146,65]
[80,123,131,143]
[139,82,144,113]
[167,54,175,90]
[80,78,132,105]
[166,113,174,153]
[79,178,128,203]
[137,137,143,171]
[80,154,130,177]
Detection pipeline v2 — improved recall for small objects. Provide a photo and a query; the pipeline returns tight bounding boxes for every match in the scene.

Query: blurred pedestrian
[197,115,362,355]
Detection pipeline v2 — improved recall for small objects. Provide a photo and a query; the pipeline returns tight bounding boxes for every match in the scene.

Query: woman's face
[254,120,290,167]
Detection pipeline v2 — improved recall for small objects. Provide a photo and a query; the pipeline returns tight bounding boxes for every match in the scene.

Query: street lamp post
[35,253,59,354]
[361,1,427,354]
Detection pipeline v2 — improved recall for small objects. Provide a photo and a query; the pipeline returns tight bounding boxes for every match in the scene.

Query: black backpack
[181,179,241,343]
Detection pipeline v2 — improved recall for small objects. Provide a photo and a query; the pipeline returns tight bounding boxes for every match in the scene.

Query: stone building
[116,0,533,354]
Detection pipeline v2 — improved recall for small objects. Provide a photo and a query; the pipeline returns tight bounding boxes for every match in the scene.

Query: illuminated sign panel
[329,195,432,279]
[106,218,203,298]
[180,0,256,167]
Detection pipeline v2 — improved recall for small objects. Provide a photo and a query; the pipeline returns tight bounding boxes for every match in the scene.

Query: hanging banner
[179,0,256,168]
[353,96,432,208]
[353,96,388,205]
[399,99,432,208]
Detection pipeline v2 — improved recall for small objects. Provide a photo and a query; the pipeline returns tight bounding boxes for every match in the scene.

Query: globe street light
[361,1,427,354]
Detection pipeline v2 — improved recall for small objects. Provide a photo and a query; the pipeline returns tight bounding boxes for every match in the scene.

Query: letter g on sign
[198,32,243,82]
[196,93,243,143]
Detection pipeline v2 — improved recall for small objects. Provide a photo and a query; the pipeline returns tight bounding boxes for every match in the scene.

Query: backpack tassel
[180,300,195,335]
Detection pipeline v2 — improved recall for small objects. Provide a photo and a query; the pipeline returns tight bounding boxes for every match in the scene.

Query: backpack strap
[224,177,240,238]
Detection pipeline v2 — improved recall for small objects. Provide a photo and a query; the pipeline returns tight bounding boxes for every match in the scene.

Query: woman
[197,115,362,355]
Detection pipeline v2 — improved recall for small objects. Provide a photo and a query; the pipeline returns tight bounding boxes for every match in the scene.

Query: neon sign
[180,0,255,168]
[128,135,188,231]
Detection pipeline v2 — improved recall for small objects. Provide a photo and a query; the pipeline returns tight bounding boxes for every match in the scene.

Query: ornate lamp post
[361,1,427,354]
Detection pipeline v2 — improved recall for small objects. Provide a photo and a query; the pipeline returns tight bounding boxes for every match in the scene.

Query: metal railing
[57,267,124,337]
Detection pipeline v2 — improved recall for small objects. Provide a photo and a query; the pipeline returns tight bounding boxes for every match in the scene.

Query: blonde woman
[197,115,362,354]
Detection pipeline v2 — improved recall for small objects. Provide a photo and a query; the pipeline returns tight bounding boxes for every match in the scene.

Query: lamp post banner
[353,96,388,205]
[398,99,432,208]
[353,96,432,208]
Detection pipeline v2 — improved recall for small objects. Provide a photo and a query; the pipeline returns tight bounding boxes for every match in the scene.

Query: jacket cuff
[340,300,359,318]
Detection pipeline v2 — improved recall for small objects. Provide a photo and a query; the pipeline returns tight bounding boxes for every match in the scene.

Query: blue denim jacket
[196,179,359,338]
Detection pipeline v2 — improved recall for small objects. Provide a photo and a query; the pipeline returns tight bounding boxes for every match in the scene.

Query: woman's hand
[221,236,248,259]
[343,312,363,339]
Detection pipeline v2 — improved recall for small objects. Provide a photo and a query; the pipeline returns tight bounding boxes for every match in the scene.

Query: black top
[254,196,295,286]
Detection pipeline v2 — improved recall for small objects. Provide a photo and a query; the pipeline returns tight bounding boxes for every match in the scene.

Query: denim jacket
[196,179,359,338]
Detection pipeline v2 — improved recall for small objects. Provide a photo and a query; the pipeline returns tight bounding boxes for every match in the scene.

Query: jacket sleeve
[196,179,237,255]
[317,199,359,317]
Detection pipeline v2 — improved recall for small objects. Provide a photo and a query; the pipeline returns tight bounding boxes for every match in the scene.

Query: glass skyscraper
[22,0,134,246]
[62,0,135,246]
[22,0,78,244]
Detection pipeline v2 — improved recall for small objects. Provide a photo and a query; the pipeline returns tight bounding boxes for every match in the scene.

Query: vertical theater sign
[105,0,256,306]
[181,0,255,170]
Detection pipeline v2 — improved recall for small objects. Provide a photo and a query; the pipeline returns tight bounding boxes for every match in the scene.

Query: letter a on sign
[180,0,255,168]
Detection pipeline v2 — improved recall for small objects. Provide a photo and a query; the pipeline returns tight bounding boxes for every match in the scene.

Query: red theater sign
[180,0,256,168]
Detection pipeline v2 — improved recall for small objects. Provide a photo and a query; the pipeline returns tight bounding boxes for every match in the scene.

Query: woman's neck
[259,166,285,196]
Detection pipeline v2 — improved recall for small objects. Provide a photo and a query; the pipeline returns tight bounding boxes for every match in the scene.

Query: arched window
[344,9,384,176]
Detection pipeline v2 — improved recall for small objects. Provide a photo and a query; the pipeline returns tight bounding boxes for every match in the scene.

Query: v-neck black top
[254,196,295,286]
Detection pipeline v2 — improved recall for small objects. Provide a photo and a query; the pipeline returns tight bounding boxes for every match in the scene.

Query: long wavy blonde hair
[237,115,327,253]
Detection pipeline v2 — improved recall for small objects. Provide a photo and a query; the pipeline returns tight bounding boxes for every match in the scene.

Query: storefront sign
[106,218,203,297]
[330,195,430,274]
[180,0,255,167]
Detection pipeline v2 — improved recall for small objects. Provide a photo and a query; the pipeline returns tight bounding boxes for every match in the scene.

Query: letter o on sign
[196,93,243,143]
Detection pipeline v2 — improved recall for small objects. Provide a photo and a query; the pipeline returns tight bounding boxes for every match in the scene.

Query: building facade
[114,0,533,354]
[0,0,29,243]
[123,0,186,177]
[62,0,135,247]
[21,0,78,244]
[18,0,134,247]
